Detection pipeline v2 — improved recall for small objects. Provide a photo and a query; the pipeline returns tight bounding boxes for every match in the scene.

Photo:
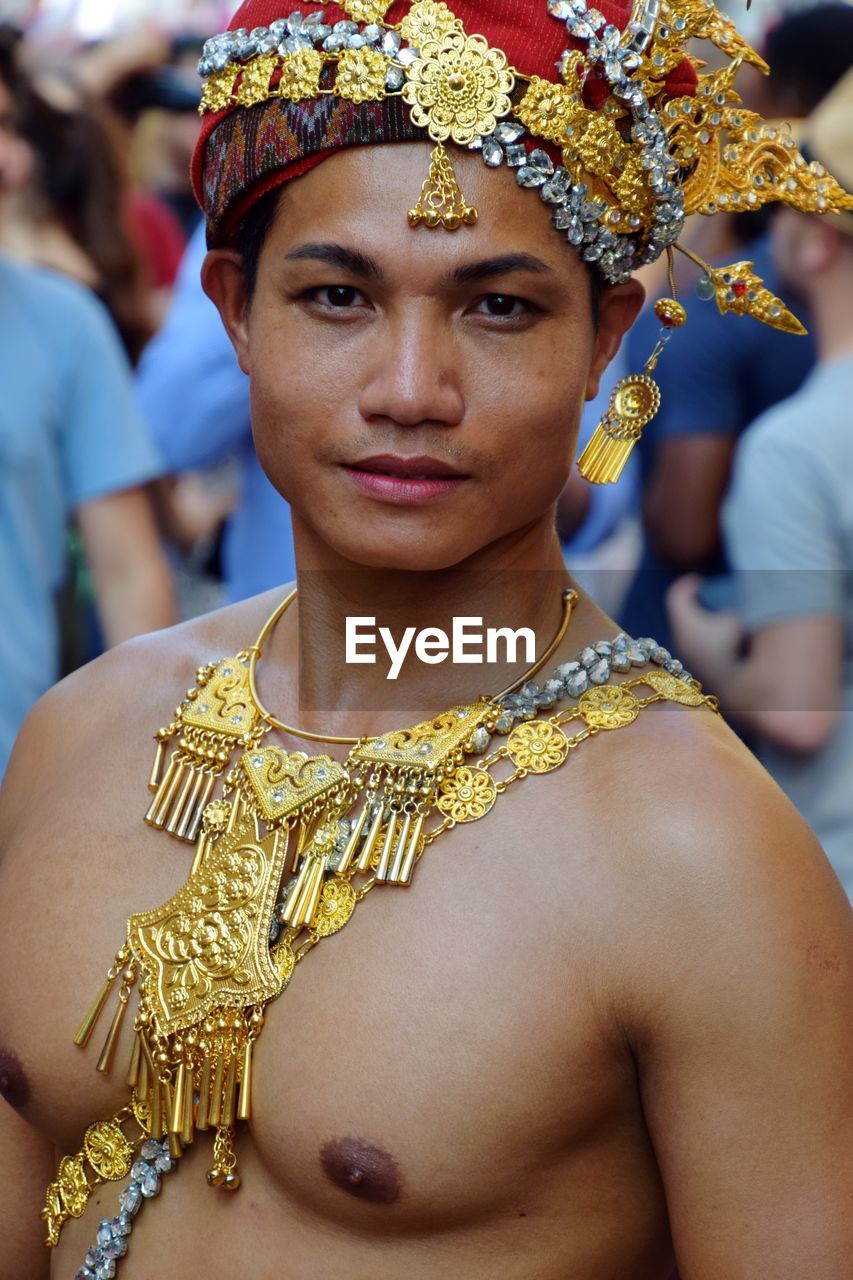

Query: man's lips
[347,455,467,480]
[342,455,469,505]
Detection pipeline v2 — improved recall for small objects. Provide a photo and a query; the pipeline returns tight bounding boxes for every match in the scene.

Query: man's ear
[202,249,252,375]
[585,278,646,402]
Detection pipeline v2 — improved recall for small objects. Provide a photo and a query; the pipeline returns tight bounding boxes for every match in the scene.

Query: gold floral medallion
[236,53,278,107]
[507,722,570,773]
[340,0,393,21]
[278,48,324,102]
[57,1155,89,1218]
[399,0,461,47]
[273,941,295,989]
[437,767,497,822]
[516,75,583,146]
[578,685,641,730]
[643,671,707,706]
[334,47,389,103]
[83,1122,133,1181]
[402,27,515,145]
[312,879,357,938]
[199,64,238,114]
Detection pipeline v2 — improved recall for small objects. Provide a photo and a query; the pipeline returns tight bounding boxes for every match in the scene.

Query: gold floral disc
[83,1122,133,1182]
[312,879,357,938]
[273,942,295,990]
[611,376,661,428]
[437,767,497,822]
[340,0,393,21]
[643,670,706,706]
[507,722,570,773]
[57,1155,89,1218]
[578,685,641,730]
[402,27,515,146]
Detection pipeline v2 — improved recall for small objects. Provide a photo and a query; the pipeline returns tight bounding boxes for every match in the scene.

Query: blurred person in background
[669,70,853,898]
[0,34,174,776]
[0,24,159,364]
[618,3,853,651]
[137,217,298,604]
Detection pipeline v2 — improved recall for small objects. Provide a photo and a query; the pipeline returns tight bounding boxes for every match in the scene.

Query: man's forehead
[269,143,574,277]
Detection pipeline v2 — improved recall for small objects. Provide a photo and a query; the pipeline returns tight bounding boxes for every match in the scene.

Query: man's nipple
[320,1135,403,1204]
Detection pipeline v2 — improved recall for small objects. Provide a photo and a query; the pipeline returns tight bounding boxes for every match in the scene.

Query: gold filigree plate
[241,747,350,823]
[578,685,641,730]
[642,670,706,705]
[437,767,497,822]
[507,722,570,773]
[352,701,494,770]
[129,817,291,1033]
[182,658,258,739]
[83,1122,133,1181]
[311,879,357,937]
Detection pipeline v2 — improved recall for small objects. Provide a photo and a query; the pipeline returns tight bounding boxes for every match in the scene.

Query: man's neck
[809,264,853,364]
[252,517,610,741]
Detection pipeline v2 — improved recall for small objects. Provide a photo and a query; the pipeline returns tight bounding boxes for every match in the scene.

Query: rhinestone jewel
[482,136,504,167]
[130,1161,161,1198]
[119,1183,142,1217]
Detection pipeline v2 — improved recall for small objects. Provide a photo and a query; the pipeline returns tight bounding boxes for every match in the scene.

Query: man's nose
[357,309,465,430]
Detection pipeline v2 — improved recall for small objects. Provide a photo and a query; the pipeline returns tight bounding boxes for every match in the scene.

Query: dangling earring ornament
[578,273,687,486]
[408,143,478,231]
[577,372,662,485]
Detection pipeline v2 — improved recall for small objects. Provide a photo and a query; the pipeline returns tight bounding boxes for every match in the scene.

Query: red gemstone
[733,280,747,297]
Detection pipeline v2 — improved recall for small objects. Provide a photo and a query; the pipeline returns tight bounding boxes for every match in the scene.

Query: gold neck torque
[246,587,578,745]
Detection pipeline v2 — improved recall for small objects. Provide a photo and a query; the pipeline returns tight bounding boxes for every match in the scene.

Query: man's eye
[476,294,529,319]
[307,285,364,309]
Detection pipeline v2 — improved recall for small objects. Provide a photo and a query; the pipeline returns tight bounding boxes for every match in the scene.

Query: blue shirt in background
[619,237,816,647]
[0,255,163,775]
[136,224,297,604]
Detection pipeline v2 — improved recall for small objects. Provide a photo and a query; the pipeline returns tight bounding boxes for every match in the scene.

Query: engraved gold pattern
[278,47,323,101]
[643,670,707,705]
[401,26,515,146]
[578,685,641,729]
[334,47,388,103]
[312,879,357,937]
[707,261,806,336]
[83,1122,133,1181]
[57,1155,88,1218]
[507,721,570,773]
[437,767,497,822]
[399,0,461,47]
[129,819,290,1033]
[182,658,257,739]
[351,701,494,768]
[241,747,350,823]
[340,0,393,21]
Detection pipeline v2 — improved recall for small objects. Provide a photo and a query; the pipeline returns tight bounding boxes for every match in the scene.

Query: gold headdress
[193,0,852,481]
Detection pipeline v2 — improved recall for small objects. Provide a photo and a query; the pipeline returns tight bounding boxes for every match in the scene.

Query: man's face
[0,74,32,198]
[210,143,640,571]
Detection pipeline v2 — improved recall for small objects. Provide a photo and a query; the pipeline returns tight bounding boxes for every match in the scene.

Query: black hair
[233,181,606,320]
[764,3,853,115]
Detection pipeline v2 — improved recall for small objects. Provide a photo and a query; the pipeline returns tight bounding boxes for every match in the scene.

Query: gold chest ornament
[43,590,719,1257]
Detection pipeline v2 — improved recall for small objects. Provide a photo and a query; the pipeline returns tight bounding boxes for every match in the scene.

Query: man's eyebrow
[284,242,384,280]
[451,253,555,286]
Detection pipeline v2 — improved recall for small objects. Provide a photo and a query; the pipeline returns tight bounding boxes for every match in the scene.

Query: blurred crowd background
[0,0,851,895]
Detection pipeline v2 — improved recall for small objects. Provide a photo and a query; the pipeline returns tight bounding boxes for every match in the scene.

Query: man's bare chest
[1,752,636,1185]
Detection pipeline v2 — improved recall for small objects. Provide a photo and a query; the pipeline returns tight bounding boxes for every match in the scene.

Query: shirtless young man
[1,3,852,1279]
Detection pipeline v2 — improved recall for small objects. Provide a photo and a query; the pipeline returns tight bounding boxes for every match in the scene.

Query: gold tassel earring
[578,251,687,486]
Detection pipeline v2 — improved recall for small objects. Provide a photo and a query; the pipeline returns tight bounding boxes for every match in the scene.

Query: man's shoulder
[551,695,833,911]
[0,590,286,834]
